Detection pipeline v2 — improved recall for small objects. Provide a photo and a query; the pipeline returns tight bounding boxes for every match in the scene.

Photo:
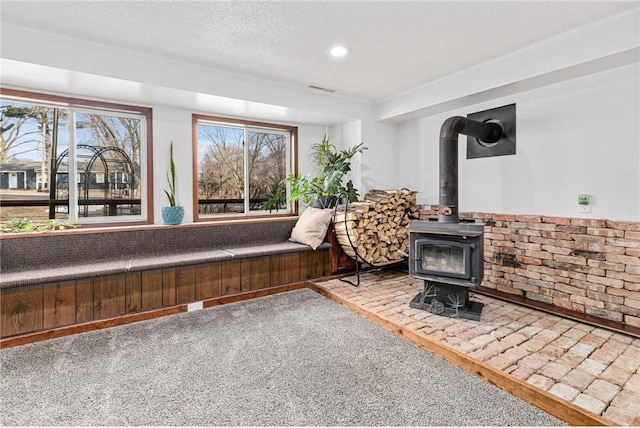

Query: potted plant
[286,135,366,209]
[161,142,184,225]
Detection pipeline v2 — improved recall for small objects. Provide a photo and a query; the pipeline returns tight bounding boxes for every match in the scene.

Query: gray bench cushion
[0,261,129,288]
[0,220,332,289]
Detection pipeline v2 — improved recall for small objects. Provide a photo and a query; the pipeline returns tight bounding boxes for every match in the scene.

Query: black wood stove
[408,113,510,320]
[408,220,485,320]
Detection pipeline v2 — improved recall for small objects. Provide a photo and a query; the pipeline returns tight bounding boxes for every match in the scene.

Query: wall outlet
[187,301,203,312]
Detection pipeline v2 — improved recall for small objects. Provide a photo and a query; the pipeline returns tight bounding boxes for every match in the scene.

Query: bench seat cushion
[0,261,129,289]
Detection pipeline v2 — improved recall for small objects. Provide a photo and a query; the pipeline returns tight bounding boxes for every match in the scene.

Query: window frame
[0,88,154,227]
[192,114,298,222]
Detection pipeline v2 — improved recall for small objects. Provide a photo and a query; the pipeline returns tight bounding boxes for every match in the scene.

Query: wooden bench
[0,219,331,340]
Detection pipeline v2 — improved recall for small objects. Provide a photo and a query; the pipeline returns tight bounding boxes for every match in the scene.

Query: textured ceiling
[1,1,637,102]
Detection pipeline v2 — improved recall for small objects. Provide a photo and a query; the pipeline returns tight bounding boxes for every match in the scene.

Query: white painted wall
[397,63,640,221]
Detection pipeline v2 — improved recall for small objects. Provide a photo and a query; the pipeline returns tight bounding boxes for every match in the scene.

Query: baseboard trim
[0,282,309,349]
[308,283,612,427]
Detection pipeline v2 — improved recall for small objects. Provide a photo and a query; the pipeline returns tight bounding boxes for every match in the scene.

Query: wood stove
[409,221,485,320]
[408,110,513,320]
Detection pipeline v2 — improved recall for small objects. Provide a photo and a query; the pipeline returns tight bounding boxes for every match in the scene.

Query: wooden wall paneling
[176,266,196,304]
[162,268,177,306]
[126,272,142,313]
[93,274,126,320]
[282,253,300,285]
[221,260,241,295]
[240,259,252,293]
[298,252,310,281]
[306,249,327,279]
[75,278,94,324]
[140,270,163,311]
[43,281,76,330]
[270,254,283,286]
[195,263,221,301]
[250,256,271,291]
[0,284,43,338]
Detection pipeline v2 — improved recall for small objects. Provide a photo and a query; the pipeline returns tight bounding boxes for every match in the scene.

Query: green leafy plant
[286,135,366,209]
[260,188,286,213]
[164,142,178,207]
[2,218,78,233]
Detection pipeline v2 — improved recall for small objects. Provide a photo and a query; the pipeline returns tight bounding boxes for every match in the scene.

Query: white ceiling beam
[374,8,640,123]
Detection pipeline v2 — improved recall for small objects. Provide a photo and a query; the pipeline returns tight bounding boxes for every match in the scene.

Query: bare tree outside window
[195,117,294,218]
[1,94,148,223]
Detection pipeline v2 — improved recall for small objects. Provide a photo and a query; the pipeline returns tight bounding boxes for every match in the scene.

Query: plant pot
[162,206,184,225]
[310,195,338,209]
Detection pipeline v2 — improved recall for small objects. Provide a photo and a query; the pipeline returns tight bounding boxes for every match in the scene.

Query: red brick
[512,281,539,293]
[585,290,624,305]
[515,242,541,251]
[587,227,624,237]
[528,223,558,231]
[515,255,543,265]
[571,218,608,227]
[625,248,640,257]
[606,254,640,266]
[530,237,557,245]
[605,220,640,231]
[570,294,605,308]
[624,314,640,327]
[586,274,624,288]
[607,287,640,300]
[555,254,587,265]
[555,283,586,296]
[525,250,554,260]
[515,215,541,223]
[627,265,640,274]
[542,245,572,255]
[572,234,607,244]
[625,297,640,309]
[542,216,571,225]
[493,214,516,221]
[553,297,574,310]
[607,238,640,248]
[587,259,626,271]
[625,230,640,240]
[497,284,523,295]
[588,243,626,254]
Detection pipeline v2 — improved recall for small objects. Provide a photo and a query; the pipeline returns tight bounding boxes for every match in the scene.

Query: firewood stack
[332,189,420,265]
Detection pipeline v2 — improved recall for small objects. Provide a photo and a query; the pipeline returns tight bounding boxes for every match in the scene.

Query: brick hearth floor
[313,271,640,426]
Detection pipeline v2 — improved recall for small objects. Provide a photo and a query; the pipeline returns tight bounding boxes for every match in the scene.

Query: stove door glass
[421,244,466,276]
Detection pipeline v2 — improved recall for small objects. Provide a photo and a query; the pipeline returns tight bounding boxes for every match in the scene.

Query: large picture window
[0,89,152,225]
[193,115,296,220]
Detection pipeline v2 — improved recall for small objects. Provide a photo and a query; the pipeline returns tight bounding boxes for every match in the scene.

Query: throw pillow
[289,207,334,250]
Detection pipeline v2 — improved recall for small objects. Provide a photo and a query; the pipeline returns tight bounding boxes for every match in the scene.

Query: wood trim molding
[309,283,612,427]
[191,113,299,222]
[475,286,640,339]
[0,283,308,349]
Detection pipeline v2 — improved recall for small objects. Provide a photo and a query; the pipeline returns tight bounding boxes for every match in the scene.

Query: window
[193,115,296,220]
[0,89,152,225]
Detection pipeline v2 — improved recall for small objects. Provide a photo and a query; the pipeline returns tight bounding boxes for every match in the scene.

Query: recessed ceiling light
[329,45,350,57]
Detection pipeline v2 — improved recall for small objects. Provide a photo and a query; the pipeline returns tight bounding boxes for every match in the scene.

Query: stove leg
[410,281,484,321]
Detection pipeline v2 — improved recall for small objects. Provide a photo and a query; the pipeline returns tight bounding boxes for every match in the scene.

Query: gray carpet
[0,289,564,426]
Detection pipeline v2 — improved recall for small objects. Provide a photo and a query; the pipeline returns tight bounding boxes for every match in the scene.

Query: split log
[333,189,420,265]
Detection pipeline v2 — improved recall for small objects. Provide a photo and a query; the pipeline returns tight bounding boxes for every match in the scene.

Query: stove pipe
[439,116,503,223]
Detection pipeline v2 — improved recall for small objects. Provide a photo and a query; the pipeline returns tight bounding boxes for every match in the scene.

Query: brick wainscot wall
[420,208,640,331]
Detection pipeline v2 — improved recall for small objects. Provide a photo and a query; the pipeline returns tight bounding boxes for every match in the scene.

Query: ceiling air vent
[308,85,336,93]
